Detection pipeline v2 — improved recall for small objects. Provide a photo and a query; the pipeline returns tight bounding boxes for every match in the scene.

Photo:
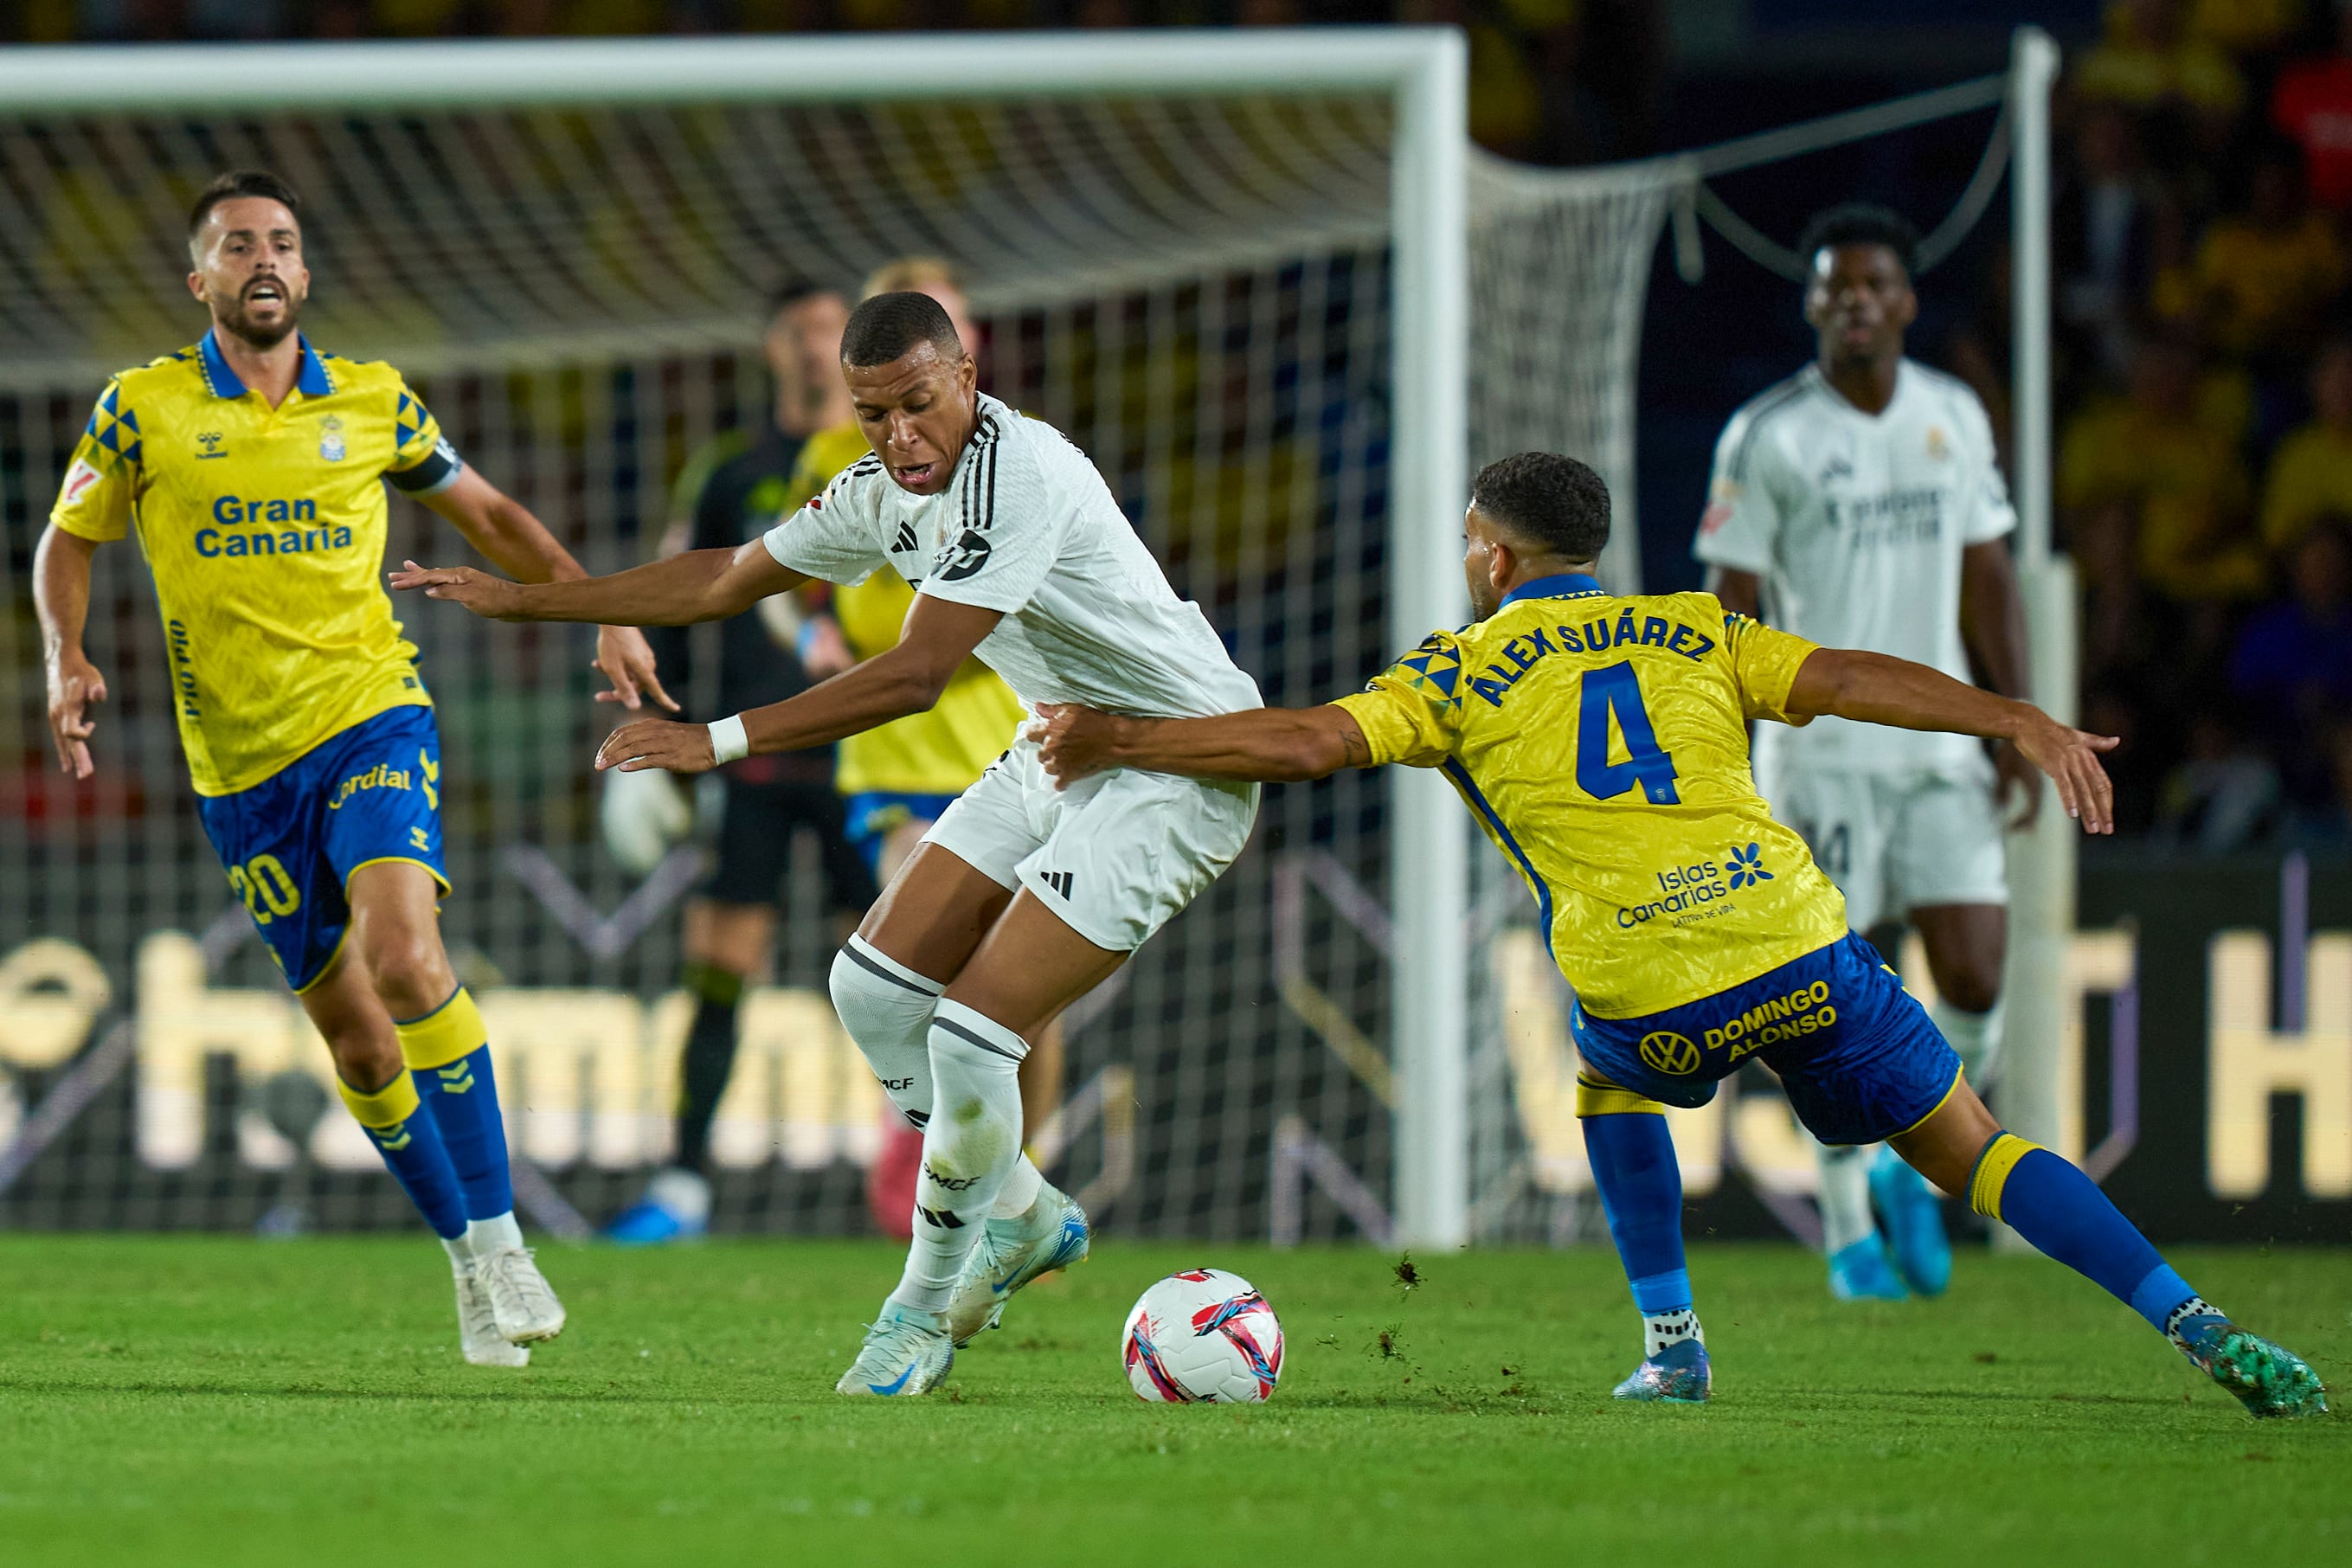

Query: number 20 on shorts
[227,853,301,925]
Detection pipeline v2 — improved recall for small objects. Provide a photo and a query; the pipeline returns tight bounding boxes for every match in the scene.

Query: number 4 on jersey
[1577,661,1680,805]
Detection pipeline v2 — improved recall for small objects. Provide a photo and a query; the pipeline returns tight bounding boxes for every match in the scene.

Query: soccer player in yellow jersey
[1030,453,2326,1419]
[34,170,669,1366]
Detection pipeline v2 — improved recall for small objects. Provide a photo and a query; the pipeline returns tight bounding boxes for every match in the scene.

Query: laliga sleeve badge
[318,414,346,462]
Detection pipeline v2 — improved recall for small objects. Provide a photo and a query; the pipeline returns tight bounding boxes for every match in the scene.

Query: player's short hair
[841,290,965,369]
[187,170,302,255]
[862,255,962,302]
[1796,202,1919,280]
[1471,452,1610,562]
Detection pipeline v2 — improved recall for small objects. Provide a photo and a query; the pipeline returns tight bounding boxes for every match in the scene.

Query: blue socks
[396,991,515,1222]
[337,1071,467,1240]
[1968,1132,2207,1340]
[1584,1108,1704,1353]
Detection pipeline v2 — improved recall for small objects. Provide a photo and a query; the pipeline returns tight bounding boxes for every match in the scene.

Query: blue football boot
[604,1168,709,1247]
[1612,1339,1712,1403]
[1868,1147,1951,1297]
[2175,1314,2330,1418]
[1826,1234,1909,1301]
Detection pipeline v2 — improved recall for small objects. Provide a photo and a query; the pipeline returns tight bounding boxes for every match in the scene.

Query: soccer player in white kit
[395,292,1261,1395]
[1694,205,2033,1302]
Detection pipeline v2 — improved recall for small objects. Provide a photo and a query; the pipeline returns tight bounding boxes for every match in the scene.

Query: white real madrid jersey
[763,393,1263,722]
[1693,360,2016,774]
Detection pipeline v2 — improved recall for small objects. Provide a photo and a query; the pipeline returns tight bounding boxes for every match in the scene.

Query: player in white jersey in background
[395,292,1263,1397]
[1694,205,2033,1302]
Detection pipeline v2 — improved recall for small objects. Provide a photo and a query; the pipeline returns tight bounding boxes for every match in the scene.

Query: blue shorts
[842,789,961,876]
[1571,931,1963,1146]
[195,704,447,993]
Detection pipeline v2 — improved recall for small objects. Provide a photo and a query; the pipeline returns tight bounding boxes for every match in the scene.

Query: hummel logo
[916,1205,965,1230]
[196,431,228,459]
[436,1062,475,1096]
[892,519,919,554]
[1039,871,1075,900]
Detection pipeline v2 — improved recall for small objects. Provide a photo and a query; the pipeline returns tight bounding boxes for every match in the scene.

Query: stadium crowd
[2027,0,2352,846]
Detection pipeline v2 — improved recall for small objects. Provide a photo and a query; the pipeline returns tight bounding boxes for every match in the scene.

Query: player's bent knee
[1938,968,2002,1016]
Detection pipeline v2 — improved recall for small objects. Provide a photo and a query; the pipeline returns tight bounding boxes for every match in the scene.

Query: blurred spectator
[2077,0,2246,170]
[2185,141,2345,369]
[2156,712,2285,851]
[2187,0,2301,58]
[2056,105,2165,387]
[2261,338,2352,548]
[2060,336,2266,603]
[2227,520,2352,803]
[2272,2,2352,211]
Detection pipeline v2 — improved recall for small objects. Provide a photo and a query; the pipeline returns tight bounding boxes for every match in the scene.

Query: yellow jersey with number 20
[1333,573,1849,1019]
[49,331,462,796]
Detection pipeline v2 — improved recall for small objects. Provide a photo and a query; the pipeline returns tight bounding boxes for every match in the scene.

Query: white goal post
[0,28,2066,1251]
[0,29,1478,1244]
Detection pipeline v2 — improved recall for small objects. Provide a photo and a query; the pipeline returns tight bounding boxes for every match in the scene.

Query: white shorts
[1760,762,2008,934]
[921,741,1260,953]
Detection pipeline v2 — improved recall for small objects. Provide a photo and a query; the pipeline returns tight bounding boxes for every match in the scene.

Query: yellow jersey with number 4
[49,331,462,796]
[1333,572,1848,1019]
[784,421,1026,796]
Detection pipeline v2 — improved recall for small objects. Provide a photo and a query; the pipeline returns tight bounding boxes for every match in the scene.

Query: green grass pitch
[1,1236,2344,1567]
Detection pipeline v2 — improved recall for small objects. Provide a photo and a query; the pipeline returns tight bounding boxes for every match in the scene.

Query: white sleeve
[761,464,887,586]
[916,427,1061,615]
[1691,405,1785,574]
[1953,388,2018,545]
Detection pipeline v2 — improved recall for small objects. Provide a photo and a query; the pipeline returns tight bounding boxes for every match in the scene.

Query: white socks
[829,936,945,1130]
[1814,1137,1877,1256]
[890,999,1030,1316]
[442,1210,525,1276]
[1932,998,2004,1089]
[1645,1308,1704,1358]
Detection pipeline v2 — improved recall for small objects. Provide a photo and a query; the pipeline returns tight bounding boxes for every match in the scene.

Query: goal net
[0,33,1680,1242]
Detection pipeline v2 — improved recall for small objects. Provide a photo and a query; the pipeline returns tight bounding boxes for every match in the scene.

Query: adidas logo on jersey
[1039,871,1075,900]
[892,519,919,554]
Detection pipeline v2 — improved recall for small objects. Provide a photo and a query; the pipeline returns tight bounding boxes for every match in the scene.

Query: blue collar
[1501,571,1606,607]
[198,328,334,400]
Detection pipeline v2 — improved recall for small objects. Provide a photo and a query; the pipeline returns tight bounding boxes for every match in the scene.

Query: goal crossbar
[0,26,1476,1248]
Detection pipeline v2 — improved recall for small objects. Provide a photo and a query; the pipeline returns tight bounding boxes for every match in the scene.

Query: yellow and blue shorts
[194,704,447,993]
[1571,931,1962,1146]
[842,788,961,876]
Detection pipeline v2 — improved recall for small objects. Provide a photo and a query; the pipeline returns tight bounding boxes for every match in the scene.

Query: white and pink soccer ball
[1121,1268,1284,1404]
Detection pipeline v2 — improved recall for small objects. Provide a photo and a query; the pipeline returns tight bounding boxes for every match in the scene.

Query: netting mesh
[0,84,1676,1242]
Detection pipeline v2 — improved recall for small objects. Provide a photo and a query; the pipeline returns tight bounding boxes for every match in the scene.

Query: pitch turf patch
[0,1237,2343,1566]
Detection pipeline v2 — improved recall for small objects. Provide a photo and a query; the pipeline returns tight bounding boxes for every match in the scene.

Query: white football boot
[943,1179,1090,1346]
[476,1245,568,1345]
[455,1265,530,1367]
[835,1304,954,1397]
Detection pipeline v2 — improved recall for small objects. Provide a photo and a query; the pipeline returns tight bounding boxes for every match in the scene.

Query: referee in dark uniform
[606,279,877,1242]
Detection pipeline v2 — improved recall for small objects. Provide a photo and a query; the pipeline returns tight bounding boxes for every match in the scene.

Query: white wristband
[707,715,749,765]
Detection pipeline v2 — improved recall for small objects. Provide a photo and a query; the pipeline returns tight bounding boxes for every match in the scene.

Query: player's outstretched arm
[595,594,1000,775]
[1029,703,1370,788]
[1786,646,2118,833]
[34,524,108,781]
[392,536,804,630]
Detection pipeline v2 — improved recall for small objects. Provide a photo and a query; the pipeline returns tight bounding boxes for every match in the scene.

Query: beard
[216,286,302,350]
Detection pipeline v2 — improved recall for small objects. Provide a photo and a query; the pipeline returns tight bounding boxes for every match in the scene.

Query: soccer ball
[1121,1268,1284,1404]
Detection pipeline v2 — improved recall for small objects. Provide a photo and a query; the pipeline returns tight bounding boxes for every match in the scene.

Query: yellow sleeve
[1721,608,1821,724]
[50,379,138,543]
[1330,630,1465,768]
[384,375,462,494]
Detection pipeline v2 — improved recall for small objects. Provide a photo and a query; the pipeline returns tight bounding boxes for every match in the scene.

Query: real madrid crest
[318,414,346,462]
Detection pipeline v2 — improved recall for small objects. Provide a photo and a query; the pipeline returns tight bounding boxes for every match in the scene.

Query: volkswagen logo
[1638,1030,1701,1076]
